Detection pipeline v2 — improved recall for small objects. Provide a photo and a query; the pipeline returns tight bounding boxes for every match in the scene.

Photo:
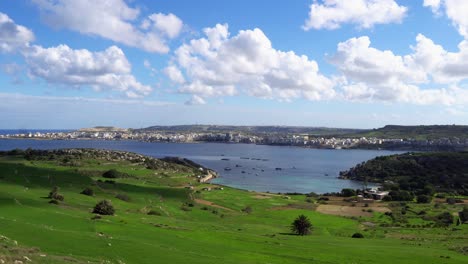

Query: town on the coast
[2,125,468,150]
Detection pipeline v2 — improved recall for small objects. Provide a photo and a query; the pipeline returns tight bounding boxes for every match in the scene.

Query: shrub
[147,210,162,216]
[389,190,414,201]
[435,212,454,227]
[341,188,356,197]
[242,206,253,214]
[306,192,319,198]
[459,206,468,224]
[49,199,59,205]
[352,232,364,238]
[417,195,432,203]
[80,187,94,196]
[291,214,312,236]
[115,193,130,202]
[93,200,115,215]
[48,186,64,201]
[382,195,393,201]
[102,169,120,178]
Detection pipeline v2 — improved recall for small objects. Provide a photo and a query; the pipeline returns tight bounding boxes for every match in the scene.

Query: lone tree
[291,214,312,236]
[48,186,64,201]
[92,200,115,215]
[80,187,94,196]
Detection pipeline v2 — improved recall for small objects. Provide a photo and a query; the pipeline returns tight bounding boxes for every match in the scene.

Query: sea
[0,139,403,194]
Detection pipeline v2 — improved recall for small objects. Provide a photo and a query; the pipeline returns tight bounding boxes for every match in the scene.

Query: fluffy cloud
[409,34,468,83]
[146,13,183,39]
[424,0,468,38]
[185,95,207,105]
[32,0,183,53]
[23,44,152,98]
[0,12,34,53]
[164,65,185,84]
[169,24,335,102]
[331,35,468,105]
[303,0,407,30]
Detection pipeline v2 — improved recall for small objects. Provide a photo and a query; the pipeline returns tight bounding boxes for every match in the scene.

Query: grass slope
[0,152,467,263]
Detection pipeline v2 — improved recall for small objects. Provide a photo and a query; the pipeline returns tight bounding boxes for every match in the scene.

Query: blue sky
[1,0,468,129]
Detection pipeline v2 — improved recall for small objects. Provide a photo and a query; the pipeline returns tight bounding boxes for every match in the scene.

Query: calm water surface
[0,139,403,193]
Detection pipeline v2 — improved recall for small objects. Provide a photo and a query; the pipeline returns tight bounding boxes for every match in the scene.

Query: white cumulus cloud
[32,0,183,53]
[23,44,152,98]
[303,0,407,30]
[169,24,335,103]
[0,12,35,53]
[424,0,468,38]
[331,35,468,105]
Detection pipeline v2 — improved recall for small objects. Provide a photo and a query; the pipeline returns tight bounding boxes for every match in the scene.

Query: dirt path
[194,199,234,212]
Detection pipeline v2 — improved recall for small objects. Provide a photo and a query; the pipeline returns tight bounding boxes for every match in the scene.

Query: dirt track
[194,199,234,211]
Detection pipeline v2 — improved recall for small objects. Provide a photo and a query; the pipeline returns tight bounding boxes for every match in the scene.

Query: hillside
[347,125,468,140]
[340,152,468,195]
[0,149,467,263]
[135,125,364,135]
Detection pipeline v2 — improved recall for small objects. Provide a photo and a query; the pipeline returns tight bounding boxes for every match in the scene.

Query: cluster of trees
[340,152,468,196]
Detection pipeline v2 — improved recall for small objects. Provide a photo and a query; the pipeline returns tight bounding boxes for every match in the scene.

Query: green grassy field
[0,152,467,263]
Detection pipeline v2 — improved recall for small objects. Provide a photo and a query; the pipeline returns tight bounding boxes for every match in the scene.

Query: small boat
[224,167,232,171]
[241,171,246,173]
[235,164,242,167]
[275,168,282,171]
[221,158,230,161]
[324,173,329,176]
[240,157,250,160]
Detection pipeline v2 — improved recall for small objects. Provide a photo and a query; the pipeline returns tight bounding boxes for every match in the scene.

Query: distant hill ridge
[135,125,364,135]
[348,125,468,140]
[78,126,128,132]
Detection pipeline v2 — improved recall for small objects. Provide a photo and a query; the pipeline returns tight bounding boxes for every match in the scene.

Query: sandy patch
[316,204,390,217]
[253,194,272,199]
[194,199,234,212]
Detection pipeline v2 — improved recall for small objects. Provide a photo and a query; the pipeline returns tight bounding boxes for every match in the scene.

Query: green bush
[102,169,120,178]
[93,200,115,215]
[115,193,130,202]
[417,195,431,203]
[341,188,356,197]
[147,210,162,216]
[48,186,64,201]
[435,212,454,227]
[291,214,312,236]
[80,187,94,196]
[242,206,253,214]
[49,199,59,205]
[352,233,364,238]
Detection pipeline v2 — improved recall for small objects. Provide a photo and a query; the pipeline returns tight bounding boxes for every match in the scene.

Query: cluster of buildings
[1,130,467,150]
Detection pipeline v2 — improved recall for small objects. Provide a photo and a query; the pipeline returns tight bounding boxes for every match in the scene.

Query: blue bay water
[0,139,402,194]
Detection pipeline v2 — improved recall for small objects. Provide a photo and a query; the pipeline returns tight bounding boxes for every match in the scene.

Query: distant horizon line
[1,123,467,131]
